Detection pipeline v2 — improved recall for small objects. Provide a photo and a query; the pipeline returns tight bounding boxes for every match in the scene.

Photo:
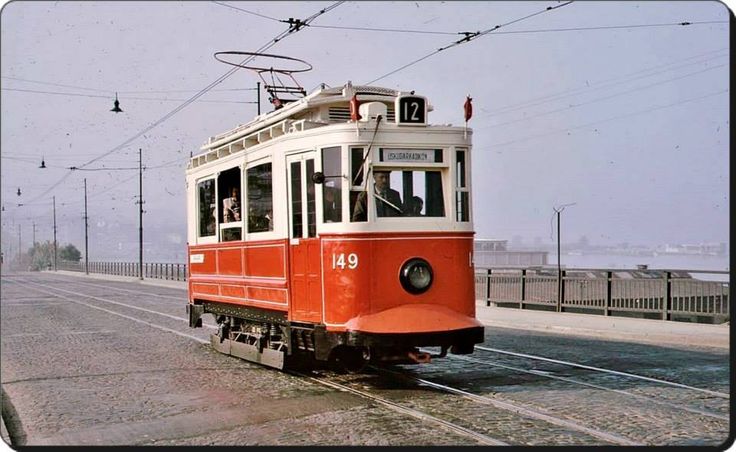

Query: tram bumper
[319,304,484,359]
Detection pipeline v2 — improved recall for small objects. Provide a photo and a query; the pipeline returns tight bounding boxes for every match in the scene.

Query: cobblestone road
[0,272,730,447]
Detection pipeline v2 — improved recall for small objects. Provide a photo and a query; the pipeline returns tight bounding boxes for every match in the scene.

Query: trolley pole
[84,178,89,275]
[53,196,57,271]
[138,148,144,280]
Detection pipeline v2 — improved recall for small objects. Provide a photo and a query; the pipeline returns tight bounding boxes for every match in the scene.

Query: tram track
[473,345,729,399]
[3,275,729,445]
[460,353,728,421]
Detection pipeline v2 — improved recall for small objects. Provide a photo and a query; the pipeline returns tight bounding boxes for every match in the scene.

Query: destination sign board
[379,149,442,163]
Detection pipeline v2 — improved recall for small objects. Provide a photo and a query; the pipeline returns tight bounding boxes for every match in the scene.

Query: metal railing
[57,260,188,282]
[476,267,730,323]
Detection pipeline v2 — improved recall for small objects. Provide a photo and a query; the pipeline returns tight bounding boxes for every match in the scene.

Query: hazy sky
[0,1,730,260]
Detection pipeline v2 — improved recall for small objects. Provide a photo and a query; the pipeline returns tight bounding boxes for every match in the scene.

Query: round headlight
[400,258,433,294]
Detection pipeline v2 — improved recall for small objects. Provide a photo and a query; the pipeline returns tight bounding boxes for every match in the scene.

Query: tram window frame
[321,146,343,223]
[196,177,217,240]
[350,147,368,223]
[455,148,470,222]
[246,162,274,234]
[217,167,243,242]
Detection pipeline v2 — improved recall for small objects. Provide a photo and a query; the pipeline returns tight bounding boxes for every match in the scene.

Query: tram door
[286,153,322,323]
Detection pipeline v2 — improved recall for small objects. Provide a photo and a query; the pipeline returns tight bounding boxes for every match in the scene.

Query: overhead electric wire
[1,87,257,104]
[365,1,574,85]
[488,88,728,149]
[475,48,728,120]
[308,20,725,37]
[477,62,728,131]
[1,76,258,94]
[23,1,345,206]
[210,1,282,22]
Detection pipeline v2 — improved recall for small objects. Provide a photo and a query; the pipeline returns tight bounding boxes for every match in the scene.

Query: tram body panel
[188,240,289,312]
[320,233,476,332]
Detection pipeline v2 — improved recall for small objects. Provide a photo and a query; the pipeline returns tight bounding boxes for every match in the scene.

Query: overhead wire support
[366,0,574,85]
[25,1,345,207]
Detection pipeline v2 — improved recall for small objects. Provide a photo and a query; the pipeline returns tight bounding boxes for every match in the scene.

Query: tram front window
[350,169,444,221]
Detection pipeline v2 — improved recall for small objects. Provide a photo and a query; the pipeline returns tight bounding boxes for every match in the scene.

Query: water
[558,252,729,272]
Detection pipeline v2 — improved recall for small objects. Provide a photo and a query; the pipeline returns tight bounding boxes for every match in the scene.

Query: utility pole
[53,196,57,271]
[256,81,261,115]
[138,147,144,280]
[32,222,37,246]
[84,178,89,275]
[553,203,576,312]
[17,224,21,268]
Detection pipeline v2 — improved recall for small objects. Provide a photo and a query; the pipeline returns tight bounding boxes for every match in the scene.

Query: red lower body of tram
[187,232,484,369]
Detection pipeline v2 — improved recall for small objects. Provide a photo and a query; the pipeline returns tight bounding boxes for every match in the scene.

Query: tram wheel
[329,346,369,373]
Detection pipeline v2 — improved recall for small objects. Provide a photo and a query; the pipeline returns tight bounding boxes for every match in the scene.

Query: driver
[351,170,403,221]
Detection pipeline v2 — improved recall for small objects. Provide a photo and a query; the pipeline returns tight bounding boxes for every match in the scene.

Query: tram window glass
[290,161,303,238]
[387,170,445,218]
[197,179,216,237]
[322,146,342,223]
[247,163,273,233]
[218,167,241,224]
[306,159,317,237]
[350,147,367,223]
[456,149,470,222]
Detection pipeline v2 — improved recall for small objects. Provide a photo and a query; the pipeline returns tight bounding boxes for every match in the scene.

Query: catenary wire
[364,1,574,85]
[1,87,257,104]
[23,1,345,206]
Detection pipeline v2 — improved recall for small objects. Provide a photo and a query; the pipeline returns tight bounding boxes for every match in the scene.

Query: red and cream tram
[186,81,484,369]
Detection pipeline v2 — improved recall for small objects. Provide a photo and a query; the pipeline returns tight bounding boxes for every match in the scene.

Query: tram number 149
[332,253,359,270]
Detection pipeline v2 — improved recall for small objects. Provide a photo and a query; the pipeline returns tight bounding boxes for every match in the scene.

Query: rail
[56,260,188,282]
[475,267,730,324]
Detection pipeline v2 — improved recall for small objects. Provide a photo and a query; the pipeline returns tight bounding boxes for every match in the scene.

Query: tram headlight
[400,258,433,294]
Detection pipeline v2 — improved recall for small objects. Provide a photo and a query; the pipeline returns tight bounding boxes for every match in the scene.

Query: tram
[186,64,483,370]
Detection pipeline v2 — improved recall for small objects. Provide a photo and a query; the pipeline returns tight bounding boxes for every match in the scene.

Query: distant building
[474,239,548,268]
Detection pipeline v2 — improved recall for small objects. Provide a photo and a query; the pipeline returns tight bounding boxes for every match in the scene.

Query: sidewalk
[476,300,730,349]
[50,271,729,350]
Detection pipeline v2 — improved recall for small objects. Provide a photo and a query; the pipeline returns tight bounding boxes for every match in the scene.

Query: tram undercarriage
[188,301,483,371]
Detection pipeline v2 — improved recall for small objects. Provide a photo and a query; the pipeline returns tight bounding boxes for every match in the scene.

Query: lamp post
[553,202,576,312]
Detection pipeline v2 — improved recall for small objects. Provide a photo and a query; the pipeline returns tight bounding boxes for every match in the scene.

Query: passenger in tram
[351,170,403,221]
[323,182,342,222]
[222,187,241,222]
[406,196,424,216]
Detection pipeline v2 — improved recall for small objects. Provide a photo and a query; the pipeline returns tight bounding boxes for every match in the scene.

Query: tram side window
[387,170,445,218]
[218,167,242,242]
[456,149,470,222]
[247,163,273,233]
[197,179,216,237]
[322,146,342,223]
[350,147,367,222]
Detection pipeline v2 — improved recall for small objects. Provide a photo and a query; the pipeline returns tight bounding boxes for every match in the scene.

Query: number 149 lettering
[332,253,358,269]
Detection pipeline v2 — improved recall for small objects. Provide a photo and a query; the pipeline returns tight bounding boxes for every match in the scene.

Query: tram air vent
[328,106,395,122]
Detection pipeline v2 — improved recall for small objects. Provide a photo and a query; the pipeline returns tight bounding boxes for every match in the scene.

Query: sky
[0,0,730,262]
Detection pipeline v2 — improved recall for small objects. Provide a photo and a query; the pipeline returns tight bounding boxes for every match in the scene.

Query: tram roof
[188,82,437,170]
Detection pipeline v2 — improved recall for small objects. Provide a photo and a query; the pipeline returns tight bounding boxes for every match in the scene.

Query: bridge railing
[476,267,730,323]
[57,260,188,282]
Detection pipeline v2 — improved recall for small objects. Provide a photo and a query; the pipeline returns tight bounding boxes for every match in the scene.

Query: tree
[28,241,54,271]
[59,244,81,262]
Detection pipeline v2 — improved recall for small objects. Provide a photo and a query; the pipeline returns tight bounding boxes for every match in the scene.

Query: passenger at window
[323,183,342,222]
[407,196,424,216]
[351,170,402,221]
[223,187,241,222]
